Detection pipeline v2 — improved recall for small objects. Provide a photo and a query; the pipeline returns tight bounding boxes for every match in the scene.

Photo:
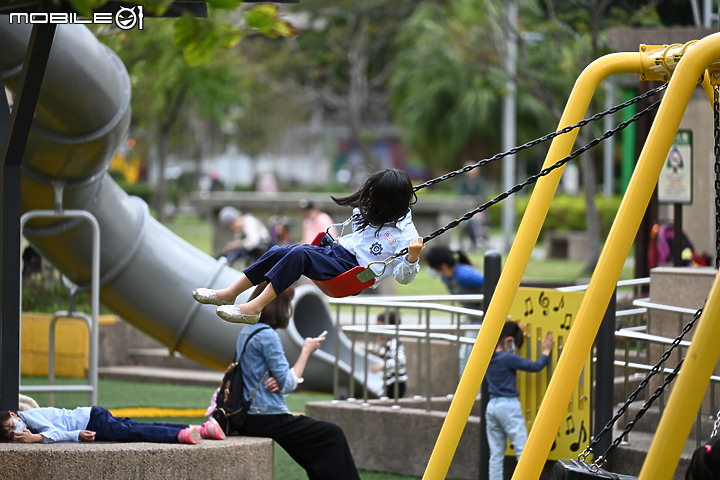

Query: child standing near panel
[371,310,408,399]
[486,320,553,480]
[192,168,425,324]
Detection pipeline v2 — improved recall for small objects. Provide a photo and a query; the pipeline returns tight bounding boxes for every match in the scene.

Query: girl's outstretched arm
[406,237,425,263]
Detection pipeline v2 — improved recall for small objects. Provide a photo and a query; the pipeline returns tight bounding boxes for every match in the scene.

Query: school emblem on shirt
[369,242,383,256]
[384,232,397,245]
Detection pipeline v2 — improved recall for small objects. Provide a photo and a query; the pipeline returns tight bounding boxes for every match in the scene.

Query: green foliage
[389,0,558,174]
[67,0,109,17]
[171,2,299,67]
[115,179,154,204]
[513,194,623,236]
[173,14,242,67]
[245,4,297,38]
[22,271,90,314]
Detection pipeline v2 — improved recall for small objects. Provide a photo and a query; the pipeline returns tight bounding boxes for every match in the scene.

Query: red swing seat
[309,232,376,297]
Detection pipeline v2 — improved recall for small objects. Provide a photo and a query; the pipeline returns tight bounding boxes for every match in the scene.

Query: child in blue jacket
[486,320,553,480]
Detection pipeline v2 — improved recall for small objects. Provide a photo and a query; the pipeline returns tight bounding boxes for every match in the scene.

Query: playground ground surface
[21,376,431,480]
[16,216,635,479]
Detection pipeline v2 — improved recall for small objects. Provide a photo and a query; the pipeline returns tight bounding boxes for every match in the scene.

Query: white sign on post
[658,130,693,204]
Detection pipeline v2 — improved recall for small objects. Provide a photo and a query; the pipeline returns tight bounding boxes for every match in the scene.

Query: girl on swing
[193,168,425,324]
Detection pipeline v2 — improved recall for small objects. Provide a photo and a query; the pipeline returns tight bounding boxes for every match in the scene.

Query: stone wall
[306,397,481,479]
[306,397,558,479]
[648,266,718,415]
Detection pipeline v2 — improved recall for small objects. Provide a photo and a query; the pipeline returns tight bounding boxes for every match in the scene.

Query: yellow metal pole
[513,33,720,480]
[421,52,646,480]
[638,275,720,480]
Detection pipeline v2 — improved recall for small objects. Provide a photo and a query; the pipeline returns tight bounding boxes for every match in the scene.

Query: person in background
[256,169,279,193]
[371,310,408,399]
[268,213,293,246]
[425,244,484,375]
[299,199,336,245]
[684,436,720,480]
[486,321,553,480]
[0,407,225,445]
[456,160,489,250]
[217,206,272,267]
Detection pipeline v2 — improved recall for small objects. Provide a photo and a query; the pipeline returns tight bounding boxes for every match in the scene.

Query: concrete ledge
[307,398,578,479]
[0,436,273,480]
[307,397,480,479]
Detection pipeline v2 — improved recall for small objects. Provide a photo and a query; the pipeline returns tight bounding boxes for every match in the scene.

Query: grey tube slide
[1,23,383,396]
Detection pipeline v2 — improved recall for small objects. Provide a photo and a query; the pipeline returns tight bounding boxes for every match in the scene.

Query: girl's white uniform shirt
[337,208,420,286]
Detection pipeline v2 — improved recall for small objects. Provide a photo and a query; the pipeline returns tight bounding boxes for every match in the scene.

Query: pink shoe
[177,427,200,445]
[200,417,226,440]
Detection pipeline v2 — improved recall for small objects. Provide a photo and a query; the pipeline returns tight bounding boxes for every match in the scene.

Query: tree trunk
[346,13,376,167]
[578,130,601,274]
[153,87,187,224]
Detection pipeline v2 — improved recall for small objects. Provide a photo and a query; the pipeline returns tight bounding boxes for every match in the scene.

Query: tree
[536,0,662,273]
[262,0,422,172]
[389,0,665,269]
[94,3,298,221]
[389,0,556,178]
[97,19,244,221]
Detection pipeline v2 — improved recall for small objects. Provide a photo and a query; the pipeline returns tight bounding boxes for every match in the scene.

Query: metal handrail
[632,298,700,315]
[329,295,484,408]
[342,325,479,344]
[329,298,484,319]
[19,205,100,406]
[327,277,717,438]
[558,277,651,292]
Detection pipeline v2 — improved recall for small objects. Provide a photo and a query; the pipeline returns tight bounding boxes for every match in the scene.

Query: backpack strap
[237,325,271,404]
[235,325,271,362]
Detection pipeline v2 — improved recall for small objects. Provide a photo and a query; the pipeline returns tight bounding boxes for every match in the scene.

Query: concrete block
[306,398,480,479]
[0,436,273,480]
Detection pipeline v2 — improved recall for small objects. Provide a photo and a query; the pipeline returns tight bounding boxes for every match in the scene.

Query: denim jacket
[237,323,297,415]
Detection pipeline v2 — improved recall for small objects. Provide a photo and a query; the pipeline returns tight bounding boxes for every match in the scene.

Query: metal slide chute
[0,23,382,395]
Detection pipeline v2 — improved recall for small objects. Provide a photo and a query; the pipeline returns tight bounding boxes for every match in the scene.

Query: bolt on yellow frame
[422,32,720,480]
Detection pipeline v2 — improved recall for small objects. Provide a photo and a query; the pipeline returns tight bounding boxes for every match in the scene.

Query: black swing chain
[713,86,720,269]
[385,95,665,262]
[411,84,668,193]
[579,305,705,470]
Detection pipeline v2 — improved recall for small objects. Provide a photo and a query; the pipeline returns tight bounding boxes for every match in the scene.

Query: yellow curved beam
[422,51,649,480]
[636,32,720,480]
[515,33,720,480]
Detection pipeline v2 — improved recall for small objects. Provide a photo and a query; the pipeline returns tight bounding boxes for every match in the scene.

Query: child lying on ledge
[0,406,225,445]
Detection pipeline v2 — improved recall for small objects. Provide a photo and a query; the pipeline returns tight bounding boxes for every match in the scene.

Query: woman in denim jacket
[234,282,360,479]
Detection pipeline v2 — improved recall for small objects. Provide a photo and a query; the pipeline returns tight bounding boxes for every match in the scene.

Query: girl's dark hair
[424,245,472,270]
[377,310,401,325]
[500,321,524,349]
[0,411,13,442]
[685,436,720,480]
[249,282,295,330]
[331,168,417,233]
